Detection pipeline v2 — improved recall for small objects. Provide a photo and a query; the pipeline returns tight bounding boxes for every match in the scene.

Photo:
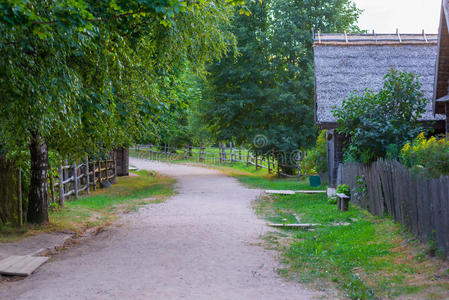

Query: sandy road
[0,158,321,299]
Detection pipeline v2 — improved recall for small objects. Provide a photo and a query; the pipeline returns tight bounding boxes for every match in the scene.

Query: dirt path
[0,158,322,299]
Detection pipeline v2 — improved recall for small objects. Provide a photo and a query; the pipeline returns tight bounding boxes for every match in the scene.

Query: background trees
[202,0,361,157]
[0,0,237,223]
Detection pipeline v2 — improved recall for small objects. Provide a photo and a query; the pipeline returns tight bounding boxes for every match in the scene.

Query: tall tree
[202,0,361,161]
[0,0,237,223]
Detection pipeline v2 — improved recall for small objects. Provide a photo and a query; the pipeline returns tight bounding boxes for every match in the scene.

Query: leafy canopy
[333,69,428,163]
[202,0,361,157]
[0,0,237,163]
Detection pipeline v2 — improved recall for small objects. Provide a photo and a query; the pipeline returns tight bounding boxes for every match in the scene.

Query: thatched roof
[314,33,444,127]
[434,0,449,114]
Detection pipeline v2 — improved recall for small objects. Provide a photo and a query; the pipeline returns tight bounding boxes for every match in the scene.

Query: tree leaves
[333,69,428,163]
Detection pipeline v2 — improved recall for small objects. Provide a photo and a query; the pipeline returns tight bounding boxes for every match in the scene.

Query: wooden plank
[265,190,295,195]
[0,256,49,276]
[268,223,350,229]
[268,223,319,229]
[295,190,327,194]
[440,177,449,253]
[336,193,349,199]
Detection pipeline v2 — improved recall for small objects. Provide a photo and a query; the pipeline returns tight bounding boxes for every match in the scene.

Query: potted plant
[301,131,328,187]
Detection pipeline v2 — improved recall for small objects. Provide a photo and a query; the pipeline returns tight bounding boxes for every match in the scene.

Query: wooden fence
[49,156,117,207]
[338,159,449,254]
[133,144,307,179]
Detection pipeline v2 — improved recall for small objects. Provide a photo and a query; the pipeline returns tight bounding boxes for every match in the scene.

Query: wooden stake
[58,164,64,207]
[73,162,79,199]
[17,169,22,227]
[48,165,56,204]
[92,161,97,191]
[85,157,90,195]
[113,152,117,183]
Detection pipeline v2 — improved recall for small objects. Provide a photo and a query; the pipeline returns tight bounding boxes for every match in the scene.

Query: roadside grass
[49,170,175,232]
[136,153,326,192]
[0,170,175,242]
[255,193,449,299]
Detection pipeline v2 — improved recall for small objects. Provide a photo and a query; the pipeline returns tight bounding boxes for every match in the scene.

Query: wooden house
[314,32,445,186]
[434,0,449,132]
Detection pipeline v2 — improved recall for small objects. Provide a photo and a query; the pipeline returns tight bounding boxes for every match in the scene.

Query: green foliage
[202,0,361,155]
[333,69,428,163]
[0,0,237,163]
[301,131,328,175]
[336,184,350,196]
[327,194,338,205]
[401,133,449,177]
[0,0,239,223]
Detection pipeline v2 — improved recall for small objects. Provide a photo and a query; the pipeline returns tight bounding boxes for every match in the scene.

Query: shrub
[301,130,328,175]
[333,69,428,163]
[336,184,350,196]
[401,133,449,177]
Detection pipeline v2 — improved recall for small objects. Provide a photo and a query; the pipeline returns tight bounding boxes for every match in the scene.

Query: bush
[336,184,350,196]
[401,133,449,177]
[333,69,428,163]
[301,130,328,175]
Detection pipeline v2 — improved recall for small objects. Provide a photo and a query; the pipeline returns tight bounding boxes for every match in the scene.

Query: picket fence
[338,159,449,254]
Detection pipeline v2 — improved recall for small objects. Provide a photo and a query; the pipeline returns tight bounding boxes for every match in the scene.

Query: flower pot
[308,175,321,187]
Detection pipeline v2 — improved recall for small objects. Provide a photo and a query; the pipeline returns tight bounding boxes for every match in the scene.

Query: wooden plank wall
[339,159,449,254]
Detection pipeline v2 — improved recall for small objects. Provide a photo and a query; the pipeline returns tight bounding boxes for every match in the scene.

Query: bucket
[308,175,321,187]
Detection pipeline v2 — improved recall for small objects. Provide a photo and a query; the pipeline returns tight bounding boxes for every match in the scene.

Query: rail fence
[338,159,449,254]
[49,155,117,207]
[132,144,307,179]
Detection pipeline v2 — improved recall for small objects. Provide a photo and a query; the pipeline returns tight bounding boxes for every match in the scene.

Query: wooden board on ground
[0,256,49,276]
[265,190,295,195]
[295,190,326,194]
[268,223,319,229]
[268,222,351,229]
[265,190,326,195]
[327,188,336,197]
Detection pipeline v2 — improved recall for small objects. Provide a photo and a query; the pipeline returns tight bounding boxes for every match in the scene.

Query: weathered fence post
[85,157,90,195]
[230,143,233,163]
[73,162,79,199]
[255,154,259,170]
[268,153,271,174]
[92,161,97,191]
[17,169,22,227]
[49,165,56,204]
[58,164,64,207]
[277,157,281,178]
[113,152,117,183]
[297,152,301,181]
[246,149,250,166]
[64,159,69,195]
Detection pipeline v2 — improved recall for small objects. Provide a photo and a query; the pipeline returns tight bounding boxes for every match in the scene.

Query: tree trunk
[27,132,49,224]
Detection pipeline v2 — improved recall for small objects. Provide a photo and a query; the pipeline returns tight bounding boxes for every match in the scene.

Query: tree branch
[32,10,145,26]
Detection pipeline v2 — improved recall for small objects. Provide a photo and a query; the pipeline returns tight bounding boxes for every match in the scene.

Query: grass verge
[0,170,175,242]
[255,192,449,299]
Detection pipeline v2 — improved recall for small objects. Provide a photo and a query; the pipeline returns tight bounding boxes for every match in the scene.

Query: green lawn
[49,170,175,232]
[0,170,175,241]
[255,192,449,299]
